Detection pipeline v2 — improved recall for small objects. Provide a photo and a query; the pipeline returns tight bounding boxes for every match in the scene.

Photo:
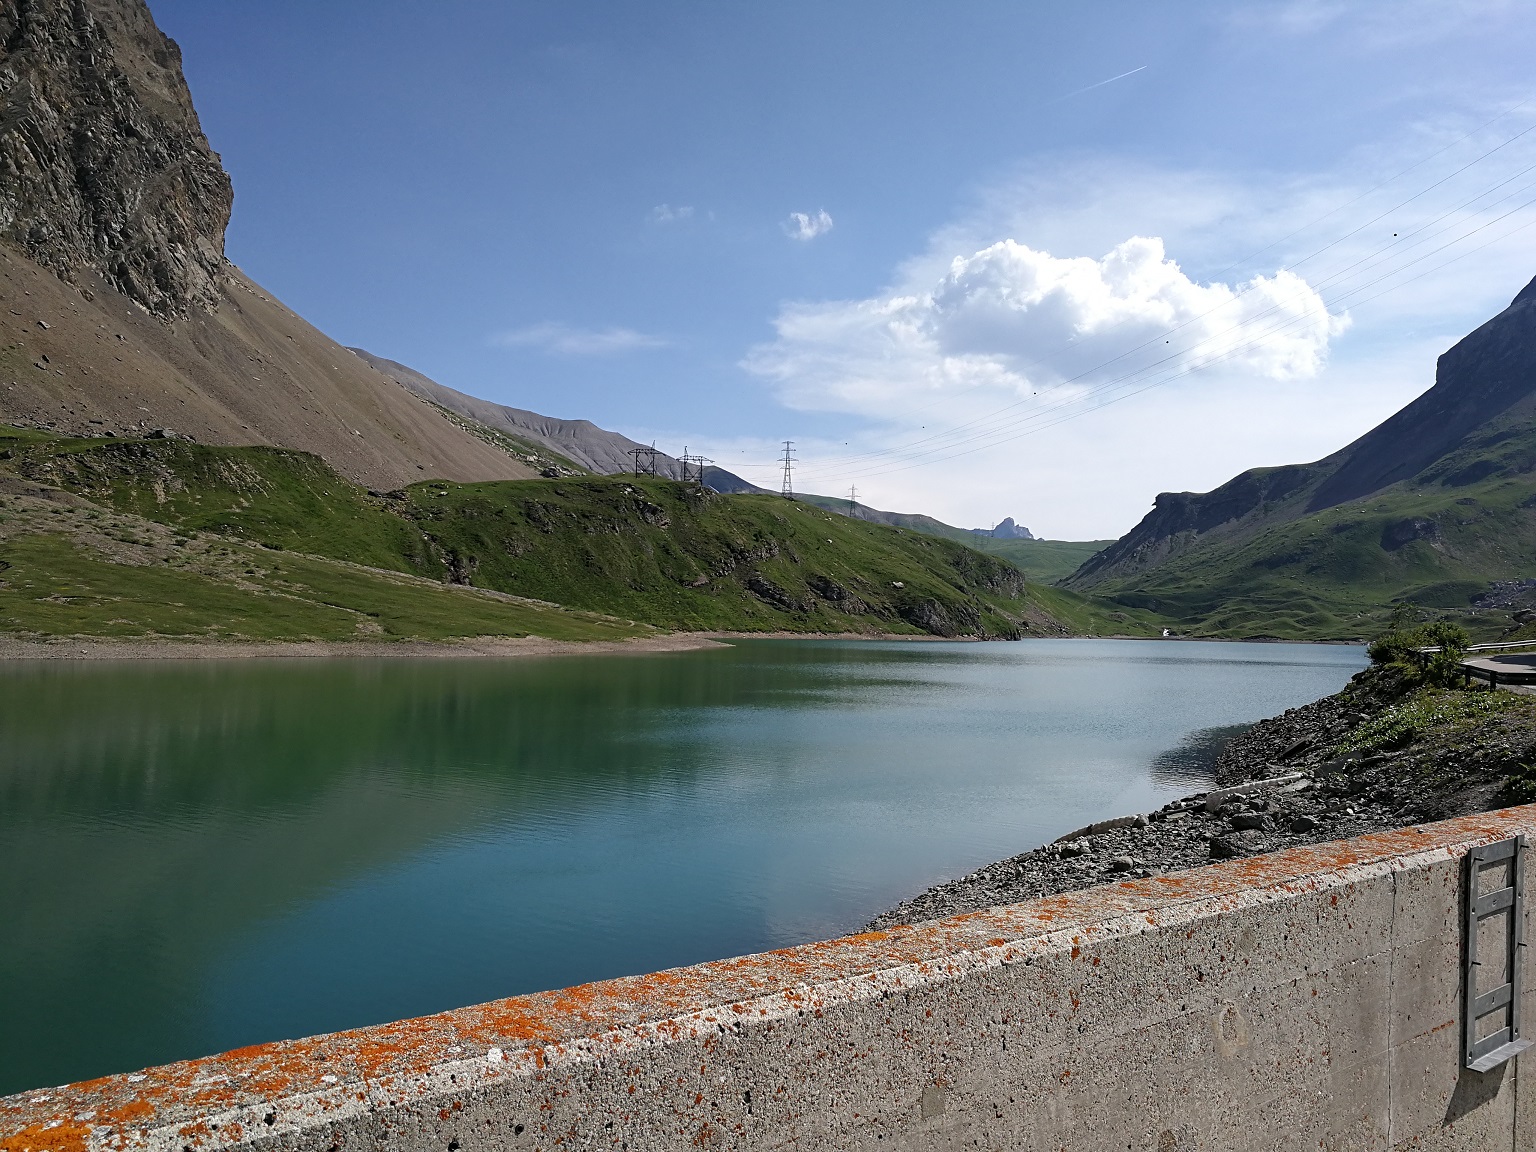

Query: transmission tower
[779,440,795,499]
[628,443,661,476]
[679,446,713,486]
[847,484,858,518]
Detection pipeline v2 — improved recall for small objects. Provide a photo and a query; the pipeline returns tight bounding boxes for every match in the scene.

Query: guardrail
[1414,639,1536,656]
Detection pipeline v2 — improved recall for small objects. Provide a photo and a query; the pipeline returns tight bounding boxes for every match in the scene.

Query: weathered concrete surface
[4,808,1535,1152]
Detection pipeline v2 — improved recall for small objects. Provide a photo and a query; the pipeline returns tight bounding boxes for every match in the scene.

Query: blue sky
[154,0,1536,537]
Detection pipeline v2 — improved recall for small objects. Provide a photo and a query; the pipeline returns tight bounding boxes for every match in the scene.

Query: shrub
[1367,613,1468,688]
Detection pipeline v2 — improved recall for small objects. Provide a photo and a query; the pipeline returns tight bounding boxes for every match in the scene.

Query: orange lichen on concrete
[3,804,1534,1152]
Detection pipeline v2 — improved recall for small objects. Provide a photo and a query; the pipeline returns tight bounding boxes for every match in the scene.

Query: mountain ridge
[1069,273,1536,593]
[1063,272,1536,638]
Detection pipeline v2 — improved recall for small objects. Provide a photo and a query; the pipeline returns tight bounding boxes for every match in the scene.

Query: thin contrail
[1047,65,1147,105]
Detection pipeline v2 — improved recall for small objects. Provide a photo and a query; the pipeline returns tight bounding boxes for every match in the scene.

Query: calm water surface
[0,637,1364,1093]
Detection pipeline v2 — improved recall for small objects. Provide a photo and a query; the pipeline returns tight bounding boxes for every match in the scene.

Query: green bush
[1367,612,1469,688]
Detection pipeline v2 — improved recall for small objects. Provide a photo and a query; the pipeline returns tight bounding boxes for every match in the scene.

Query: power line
[678,446,713,486]
[737,180,1536,494]
[819,196,1536,483]
[793,166,1536,485]
[628,443,661,476]
[780,440,796,499]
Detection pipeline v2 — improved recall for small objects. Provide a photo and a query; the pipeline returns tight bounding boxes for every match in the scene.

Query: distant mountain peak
[973,516,1034,540]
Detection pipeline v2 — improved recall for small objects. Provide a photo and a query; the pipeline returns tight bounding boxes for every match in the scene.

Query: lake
[0,637,1364,1095]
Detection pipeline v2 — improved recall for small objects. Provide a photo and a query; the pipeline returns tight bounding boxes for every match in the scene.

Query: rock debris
[867,662,1535,929]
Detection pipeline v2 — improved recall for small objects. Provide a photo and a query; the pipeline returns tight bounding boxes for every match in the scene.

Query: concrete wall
[4,807,1536,1152]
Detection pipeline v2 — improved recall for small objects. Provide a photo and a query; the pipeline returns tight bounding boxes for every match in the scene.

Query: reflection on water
[1147,723,1255,789]
[0,638,1364,1093]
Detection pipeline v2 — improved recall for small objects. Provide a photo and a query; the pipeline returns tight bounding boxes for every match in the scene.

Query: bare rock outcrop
[0,0,232,316]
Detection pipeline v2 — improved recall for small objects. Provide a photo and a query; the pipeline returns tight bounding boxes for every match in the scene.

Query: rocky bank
[867,662,1536,929]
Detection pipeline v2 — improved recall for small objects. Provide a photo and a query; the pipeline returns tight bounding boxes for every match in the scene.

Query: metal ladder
[1465,835,1532,1071]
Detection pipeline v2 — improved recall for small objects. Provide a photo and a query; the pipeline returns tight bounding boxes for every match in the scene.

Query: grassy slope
[790,492,1115,583]
[0,530,648,643]
[0,431,649,643]
[967,537,1116,583]
[2,430,1155,638]
[400,476,1076,636]
[1082,451,1536,640]
[794,493,978,544]
[14,436,432,570]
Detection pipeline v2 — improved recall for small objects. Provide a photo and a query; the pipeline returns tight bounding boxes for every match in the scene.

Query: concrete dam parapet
[4,807,1535,1152]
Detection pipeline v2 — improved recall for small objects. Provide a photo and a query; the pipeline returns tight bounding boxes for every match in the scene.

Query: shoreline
[0,630,1370,661]
[693,630,983,642]
[0,633,731,662]
[866,664,1520,929]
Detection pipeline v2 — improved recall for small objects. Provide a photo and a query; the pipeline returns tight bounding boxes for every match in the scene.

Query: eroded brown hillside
[0,243,536,489]
[0,0,535,490]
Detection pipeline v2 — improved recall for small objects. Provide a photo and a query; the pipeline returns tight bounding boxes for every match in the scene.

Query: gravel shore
[867,663,1534,930]
[0,633,730,661]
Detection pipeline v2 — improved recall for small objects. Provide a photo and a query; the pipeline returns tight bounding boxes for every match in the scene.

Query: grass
[1060,397,1536,639]
[967,537,1116,583]
[0,426,1155,640]
[0,440,652,644]
[1338,689,1516,755]
[246,552,649,641]
[398,476,1051,635]
[7,434,430,571]
[0,532,648,642]
[0,533,358,639]
[1022,582,1165,636]
[1079,458,1536,640]
[791,491,1111,583]
[0,531,648,642]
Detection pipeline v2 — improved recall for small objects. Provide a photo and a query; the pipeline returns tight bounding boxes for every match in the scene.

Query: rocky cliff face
[1069,461,1322,585]
[0,0,232,316]
[1304,275,1536,511]
[0,0,544,489]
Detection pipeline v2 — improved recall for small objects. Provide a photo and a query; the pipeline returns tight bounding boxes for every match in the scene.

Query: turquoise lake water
[0,637,1365,1094]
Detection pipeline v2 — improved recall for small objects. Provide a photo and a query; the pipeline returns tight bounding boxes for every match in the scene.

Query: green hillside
[2,428,1154,640]
[1081,439,1536,641]
[793,491,1111,582]
[1066,275,1536,641]
[967,537,1116,583]
[396,476,1129,635]
[14,435,432,571]
[0,532,646,643]
[795,492,978,544]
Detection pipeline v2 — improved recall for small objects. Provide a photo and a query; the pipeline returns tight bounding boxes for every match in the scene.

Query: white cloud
[784,209,834,241]
[493,322,669,356]
[724,116,1536,536]
[596,105,1536,538]
[650,203,695,224]
[746,235,1346,426]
